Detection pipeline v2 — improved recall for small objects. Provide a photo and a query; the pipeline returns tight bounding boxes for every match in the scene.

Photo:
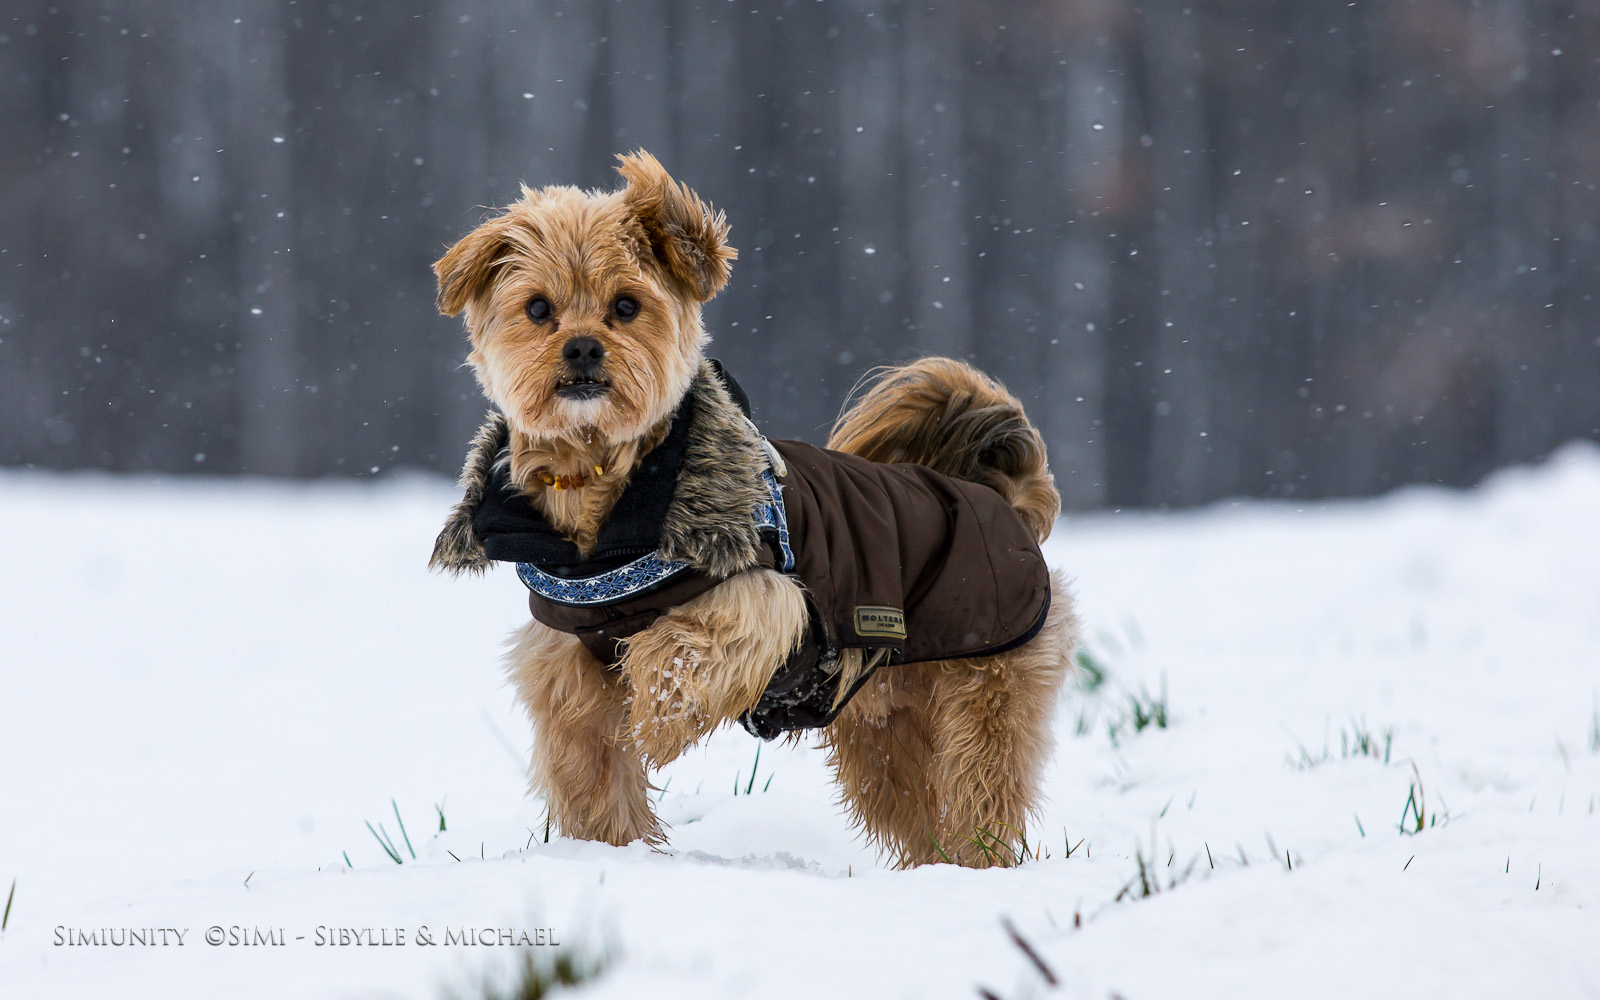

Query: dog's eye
[526,296,552,323]
[611,296,639,322]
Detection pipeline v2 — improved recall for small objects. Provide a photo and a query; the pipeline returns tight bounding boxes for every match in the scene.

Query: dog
[429,152,1079,868]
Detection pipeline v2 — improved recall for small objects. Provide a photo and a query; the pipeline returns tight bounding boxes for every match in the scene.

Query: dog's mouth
[554,376,612,401]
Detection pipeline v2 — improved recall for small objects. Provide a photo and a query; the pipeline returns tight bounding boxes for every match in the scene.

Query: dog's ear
[434,214,516,317]
[618,151,737,302]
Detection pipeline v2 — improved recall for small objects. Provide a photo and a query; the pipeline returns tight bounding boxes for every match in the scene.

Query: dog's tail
[826,357,1060,541]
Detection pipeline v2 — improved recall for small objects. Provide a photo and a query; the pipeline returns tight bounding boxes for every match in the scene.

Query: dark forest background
[3,0,1597,509]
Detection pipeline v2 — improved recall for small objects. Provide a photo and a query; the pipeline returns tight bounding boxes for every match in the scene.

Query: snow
[2,445,1597,998]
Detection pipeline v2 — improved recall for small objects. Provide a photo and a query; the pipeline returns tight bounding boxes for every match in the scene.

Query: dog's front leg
[619,568,809,767]
[505,620,664,847]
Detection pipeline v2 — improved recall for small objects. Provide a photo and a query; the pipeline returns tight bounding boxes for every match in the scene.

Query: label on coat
[854,606,907,640]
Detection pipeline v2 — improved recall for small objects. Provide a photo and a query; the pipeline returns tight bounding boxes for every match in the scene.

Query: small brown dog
[430,152,1078,867]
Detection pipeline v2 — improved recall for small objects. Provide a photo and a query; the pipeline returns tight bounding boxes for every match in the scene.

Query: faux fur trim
[657,362,768,576]
[429,412,507,575]
[430,362,768,579]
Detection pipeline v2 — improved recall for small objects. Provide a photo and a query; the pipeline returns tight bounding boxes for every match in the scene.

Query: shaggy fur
[505,619,663,846]
[432,152,1078,866]
[619,567,810,768]
[829,357,1061,542]
[821,571,1077,867]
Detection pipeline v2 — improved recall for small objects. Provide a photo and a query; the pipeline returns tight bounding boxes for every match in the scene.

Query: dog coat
[432,361,1052,737]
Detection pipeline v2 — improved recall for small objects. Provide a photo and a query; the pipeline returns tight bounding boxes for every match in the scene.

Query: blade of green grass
[967,836,1000,867]
[745,743,761,795]
[392,800,415,860]
[365,820,402,864]
[996,821,1033,860]
[1398,786,1417,833]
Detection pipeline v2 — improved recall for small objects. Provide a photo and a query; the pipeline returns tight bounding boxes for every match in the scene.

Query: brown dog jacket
[431,361,1051,737]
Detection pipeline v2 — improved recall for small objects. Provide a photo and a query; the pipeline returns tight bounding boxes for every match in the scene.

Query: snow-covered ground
[2,445,1597,999]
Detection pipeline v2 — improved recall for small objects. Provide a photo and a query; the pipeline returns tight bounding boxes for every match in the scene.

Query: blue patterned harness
[515,468,794,607]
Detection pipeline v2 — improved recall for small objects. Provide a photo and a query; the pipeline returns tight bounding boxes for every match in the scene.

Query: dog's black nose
[561,337,605,376]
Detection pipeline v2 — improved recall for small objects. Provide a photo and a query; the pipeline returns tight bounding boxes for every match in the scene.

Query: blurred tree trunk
[903,3,974,364]
[229,0,299,476]
[1141,1,1213,507]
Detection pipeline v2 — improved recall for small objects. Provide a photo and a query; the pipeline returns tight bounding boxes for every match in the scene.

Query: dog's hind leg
[506,620,664,847]
[925,576,1077,867]
[822,661,946,868]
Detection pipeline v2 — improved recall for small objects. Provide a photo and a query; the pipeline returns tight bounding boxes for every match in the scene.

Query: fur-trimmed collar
[430,360,770,579]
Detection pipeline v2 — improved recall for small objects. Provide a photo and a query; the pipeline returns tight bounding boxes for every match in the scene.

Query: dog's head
[435,151,736,445]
